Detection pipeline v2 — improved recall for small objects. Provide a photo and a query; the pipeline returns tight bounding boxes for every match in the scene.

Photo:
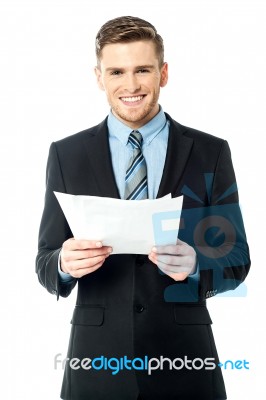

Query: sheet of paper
[54,192,184,254]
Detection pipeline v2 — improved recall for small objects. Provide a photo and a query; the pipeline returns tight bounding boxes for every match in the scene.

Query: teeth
[121,96,144,102]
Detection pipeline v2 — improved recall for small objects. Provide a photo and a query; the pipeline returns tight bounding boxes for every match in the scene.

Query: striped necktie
[124,130,148,200]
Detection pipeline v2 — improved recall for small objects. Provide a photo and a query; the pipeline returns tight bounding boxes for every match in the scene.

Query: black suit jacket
[36,113,250,400]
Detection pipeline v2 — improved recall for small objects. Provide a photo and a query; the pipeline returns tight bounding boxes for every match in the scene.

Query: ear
[160,62,168,87]
[94,66,105,91]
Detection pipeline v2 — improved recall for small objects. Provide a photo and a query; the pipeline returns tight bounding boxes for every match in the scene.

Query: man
[36,16,250,400]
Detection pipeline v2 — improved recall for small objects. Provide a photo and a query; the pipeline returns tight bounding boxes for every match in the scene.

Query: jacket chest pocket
[71,305,105,326]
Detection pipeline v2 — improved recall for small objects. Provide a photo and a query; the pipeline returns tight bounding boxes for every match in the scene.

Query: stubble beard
[111,95,159,126]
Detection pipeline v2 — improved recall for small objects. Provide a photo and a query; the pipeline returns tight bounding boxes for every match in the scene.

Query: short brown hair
[95,16,164,67]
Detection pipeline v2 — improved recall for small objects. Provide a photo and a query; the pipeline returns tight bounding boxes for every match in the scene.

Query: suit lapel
[157,114,194,198]
[83,118,121,199]
[83,114,193,200]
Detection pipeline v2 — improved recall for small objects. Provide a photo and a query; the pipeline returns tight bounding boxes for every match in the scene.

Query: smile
[120,95,145,103]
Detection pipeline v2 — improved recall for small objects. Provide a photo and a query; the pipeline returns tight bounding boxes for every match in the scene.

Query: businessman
[36,16,250,400]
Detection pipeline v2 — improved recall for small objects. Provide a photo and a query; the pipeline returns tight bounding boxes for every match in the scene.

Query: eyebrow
[105,65,156,72]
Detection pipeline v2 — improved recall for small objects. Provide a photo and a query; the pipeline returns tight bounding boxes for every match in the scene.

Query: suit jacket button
[135,304,144,313]
[136,255,146,267]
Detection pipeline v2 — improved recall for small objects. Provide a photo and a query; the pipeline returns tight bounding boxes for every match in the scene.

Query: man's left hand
[148,239,197,281]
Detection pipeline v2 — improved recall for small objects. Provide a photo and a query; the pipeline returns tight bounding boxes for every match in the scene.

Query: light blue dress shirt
[107,107,169,199]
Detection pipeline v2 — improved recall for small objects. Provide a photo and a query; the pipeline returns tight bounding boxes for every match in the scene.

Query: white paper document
[54,192,184,254]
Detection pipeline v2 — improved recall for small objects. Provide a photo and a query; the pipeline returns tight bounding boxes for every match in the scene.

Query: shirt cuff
[189,261,199,280]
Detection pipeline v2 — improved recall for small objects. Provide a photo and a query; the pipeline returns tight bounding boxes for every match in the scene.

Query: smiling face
[95,41,168,129]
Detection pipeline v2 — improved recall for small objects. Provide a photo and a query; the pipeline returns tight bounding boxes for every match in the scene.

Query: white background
[0,0,265,398]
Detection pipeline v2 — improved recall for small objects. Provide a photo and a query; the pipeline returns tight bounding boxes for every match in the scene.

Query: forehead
[99,41,159,68]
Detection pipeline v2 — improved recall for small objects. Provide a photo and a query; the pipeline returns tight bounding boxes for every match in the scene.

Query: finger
[165,271,190,282]
[63,238,104,251]
[152,242,196,257]
[149,253,190,272]
[151,244,183,255]
[65,254,109,272]
[155,254,182,266]
[157,262,192,274]
[63,247,112,262]
[70,260,105,278]
[149,251,195,267]
[176,238,185,245]
[148,253,157,265]
[149,254,192,280]
[156,254,195,267]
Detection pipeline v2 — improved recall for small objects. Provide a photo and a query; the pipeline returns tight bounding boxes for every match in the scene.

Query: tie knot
[128,130,142,149]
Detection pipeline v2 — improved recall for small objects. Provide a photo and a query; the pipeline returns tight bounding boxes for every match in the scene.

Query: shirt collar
[107,106,167,146]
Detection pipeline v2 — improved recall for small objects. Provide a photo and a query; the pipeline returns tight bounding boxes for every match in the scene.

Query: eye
[137,69,149,73]
[110,70,122,76]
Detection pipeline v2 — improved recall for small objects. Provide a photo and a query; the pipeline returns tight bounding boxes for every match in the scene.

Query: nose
[124,73,141,93]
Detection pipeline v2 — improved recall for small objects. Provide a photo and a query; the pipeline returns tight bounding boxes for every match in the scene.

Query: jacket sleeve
[195,140,251,299]
[169,140,251,303]
[35,142,77,299]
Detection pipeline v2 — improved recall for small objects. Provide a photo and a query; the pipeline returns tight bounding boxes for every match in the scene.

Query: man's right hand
[60,238,113,278]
